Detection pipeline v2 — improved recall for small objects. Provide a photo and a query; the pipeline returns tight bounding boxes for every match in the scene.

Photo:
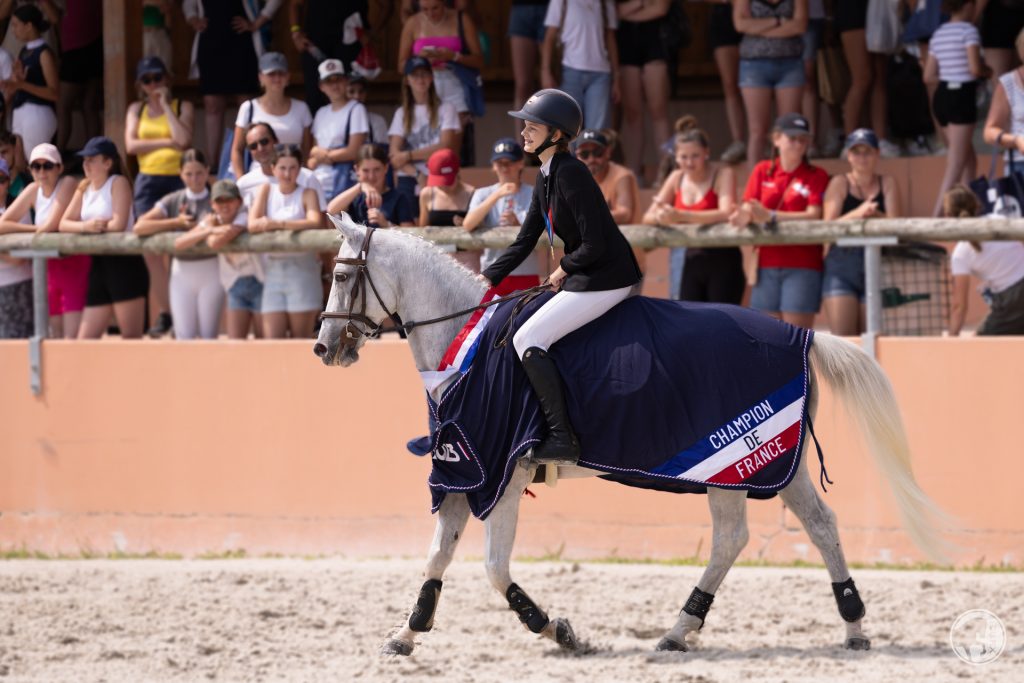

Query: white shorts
[512,285,633,359]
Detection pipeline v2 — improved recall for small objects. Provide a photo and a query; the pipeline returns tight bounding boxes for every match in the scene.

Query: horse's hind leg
[657,488,749,652]
[382,493,471,656]
[484,463,579,651]
[779,463,870,650]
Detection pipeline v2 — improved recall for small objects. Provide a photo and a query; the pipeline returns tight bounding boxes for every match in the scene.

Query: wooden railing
[2,218,1023,255]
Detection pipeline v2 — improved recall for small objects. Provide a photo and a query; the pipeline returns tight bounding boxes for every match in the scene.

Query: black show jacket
[482,152,642,292]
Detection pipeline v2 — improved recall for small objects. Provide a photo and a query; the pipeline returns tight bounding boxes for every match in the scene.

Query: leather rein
[319,226,551,347]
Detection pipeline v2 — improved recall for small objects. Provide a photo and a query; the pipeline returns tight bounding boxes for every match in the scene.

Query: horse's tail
[809,333,952,564]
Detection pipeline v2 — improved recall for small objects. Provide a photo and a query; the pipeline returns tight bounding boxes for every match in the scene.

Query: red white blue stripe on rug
[419,289,502,392]
[646,376,805,486]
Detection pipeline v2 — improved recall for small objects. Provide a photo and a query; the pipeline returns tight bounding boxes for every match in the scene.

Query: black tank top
[841,175,886,215]
[427,188,469,227]
[12,43,53,110]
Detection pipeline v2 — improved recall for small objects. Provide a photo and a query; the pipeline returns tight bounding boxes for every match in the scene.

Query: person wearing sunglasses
[4,5,57,157]
[0,144,79,338]
[573,129,639,226]
[236,121,326,211]
[125,55,196,338]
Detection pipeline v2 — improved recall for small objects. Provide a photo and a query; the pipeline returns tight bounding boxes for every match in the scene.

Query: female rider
[483,89,642,465]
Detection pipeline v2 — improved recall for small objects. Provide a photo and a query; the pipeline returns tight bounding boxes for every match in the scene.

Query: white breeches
[513,285,633,359]
[170,258,225,340]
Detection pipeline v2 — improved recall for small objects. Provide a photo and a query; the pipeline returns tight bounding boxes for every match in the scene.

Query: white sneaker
[906,137,932,156]
[878,138,902,158]
[720,140,746,164]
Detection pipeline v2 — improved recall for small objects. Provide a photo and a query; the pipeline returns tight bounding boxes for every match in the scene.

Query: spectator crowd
[1,0,1023,341]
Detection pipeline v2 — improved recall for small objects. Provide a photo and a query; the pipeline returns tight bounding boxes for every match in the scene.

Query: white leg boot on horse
[657,488,750,652]
[382,493,471,656]
[484,464,579,651]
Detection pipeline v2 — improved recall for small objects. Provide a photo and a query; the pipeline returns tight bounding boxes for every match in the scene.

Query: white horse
[313,214,948,656]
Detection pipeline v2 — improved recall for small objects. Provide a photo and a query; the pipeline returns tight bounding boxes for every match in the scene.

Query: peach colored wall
[1,338,1020,567]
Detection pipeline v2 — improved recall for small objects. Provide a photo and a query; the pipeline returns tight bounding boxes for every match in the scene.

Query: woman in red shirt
[730,112,829,329]
[643,115,744,303]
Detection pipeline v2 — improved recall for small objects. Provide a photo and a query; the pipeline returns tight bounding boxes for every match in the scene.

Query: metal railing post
[836,237,897,359]
[12,249,59,395]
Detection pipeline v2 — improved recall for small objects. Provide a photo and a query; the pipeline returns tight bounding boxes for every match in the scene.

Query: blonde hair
[943,184,982,251]
[401,72,439,136]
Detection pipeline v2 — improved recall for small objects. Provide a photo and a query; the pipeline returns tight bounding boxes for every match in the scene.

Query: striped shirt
[929,21,980,84]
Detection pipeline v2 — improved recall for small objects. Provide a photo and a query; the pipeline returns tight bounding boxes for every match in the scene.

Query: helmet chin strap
[532,130,559,156]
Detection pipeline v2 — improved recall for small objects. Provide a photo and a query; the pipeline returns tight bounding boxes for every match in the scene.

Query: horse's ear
[327,211,366,246]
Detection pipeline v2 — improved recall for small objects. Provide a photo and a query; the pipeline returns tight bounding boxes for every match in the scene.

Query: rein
[319,226,551,346]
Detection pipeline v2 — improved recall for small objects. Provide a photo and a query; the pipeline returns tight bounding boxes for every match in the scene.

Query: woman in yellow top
[124,56,194,337]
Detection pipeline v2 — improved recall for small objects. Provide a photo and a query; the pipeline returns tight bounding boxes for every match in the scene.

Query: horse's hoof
[655,637,689,652]
[845,636,871,651]
[553,618,578,651]
[381,638,414,656]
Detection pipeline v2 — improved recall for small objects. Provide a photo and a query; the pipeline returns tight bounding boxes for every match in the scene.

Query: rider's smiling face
[521,121,552,154]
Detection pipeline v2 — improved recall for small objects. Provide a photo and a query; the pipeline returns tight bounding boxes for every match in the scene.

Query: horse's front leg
[382,493,471,656]
[484,462,579,651]
[658,488,749,652]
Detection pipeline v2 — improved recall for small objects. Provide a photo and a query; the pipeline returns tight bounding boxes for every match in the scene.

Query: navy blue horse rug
[423,292,816,519]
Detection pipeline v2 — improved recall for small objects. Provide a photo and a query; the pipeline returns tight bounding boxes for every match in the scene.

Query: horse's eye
[334,273,348,283]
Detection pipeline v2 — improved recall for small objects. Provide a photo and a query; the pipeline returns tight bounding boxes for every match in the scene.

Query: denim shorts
[261,254,323,314]
[822,246,865,301]
[739,57,805,89]
[751,267,823,314]
[508,4,547,42]
[228,275,263,312]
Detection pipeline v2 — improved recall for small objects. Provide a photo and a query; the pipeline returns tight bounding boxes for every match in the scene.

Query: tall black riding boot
[521,347,580,464]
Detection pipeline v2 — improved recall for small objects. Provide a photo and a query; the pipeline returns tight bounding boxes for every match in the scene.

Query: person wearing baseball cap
[462,138,541,296]
[573,129,641,225]
[389,57,461,206]
[419,148,479,269]
[229,52,313,180]
[0,143,81,337]
[61,136,151,339]
[126,54,197,337]
[483,89,643,466]
[821,128,901,335]
[729,113,830,330]
[308,58,369,196]
[204,178,267,340]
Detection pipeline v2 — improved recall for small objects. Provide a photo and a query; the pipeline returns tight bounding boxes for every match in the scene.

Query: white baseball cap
[318,59,347,81]
[30,143,61,165]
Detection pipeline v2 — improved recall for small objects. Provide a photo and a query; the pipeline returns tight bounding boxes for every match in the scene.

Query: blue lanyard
[542,206,556,260]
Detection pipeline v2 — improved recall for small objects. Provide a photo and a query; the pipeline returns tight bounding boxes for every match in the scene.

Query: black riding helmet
[508,89,583,154]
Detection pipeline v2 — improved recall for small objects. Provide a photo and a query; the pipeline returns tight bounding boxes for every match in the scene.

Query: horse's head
[313,212,400,367]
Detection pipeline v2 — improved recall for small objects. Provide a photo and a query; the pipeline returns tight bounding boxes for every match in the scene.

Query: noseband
[319,226,552,348]
[319,226,400,347]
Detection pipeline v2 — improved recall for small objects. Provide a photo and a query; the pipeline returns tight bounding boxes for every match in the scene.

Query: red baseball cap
[426,148,459,187]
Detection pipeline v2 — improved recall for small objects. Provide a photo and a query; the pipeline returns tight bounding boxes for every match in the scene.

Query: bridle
[319,226,551,348]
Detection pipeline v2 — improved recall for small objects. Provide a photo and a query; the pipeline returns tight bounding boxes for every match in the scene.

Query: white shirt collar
[540,156,553,177]
[25,38,45,49]
[185,187,210,201]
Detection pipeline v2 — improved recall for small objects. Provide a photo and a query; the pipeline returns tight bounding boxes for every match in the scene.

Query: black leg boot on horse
[521,347,580,464]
